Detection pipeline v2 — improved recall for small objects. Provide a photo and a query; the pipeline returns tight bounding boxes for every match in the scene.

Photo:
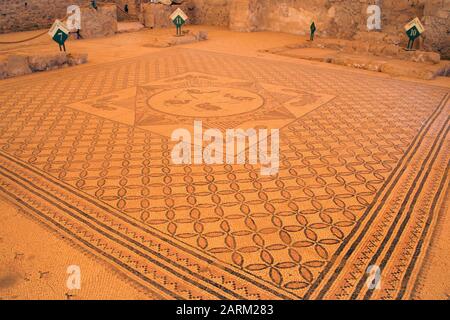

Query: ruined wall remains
[139,0,229,27]
[0,0,124,34]
[226,0,431,38]
[422,0,450,59]
[228,0,260,32]
[190,0,230,27]
[226,0,449,58]
[0,0,86,33]
[141,2,194,29]
[1,1,448,57]
[79,4,117,38]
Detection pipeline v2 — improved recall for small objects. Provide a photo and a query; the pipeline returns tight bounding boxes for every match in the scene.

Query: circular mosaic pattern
[147,86,264,118]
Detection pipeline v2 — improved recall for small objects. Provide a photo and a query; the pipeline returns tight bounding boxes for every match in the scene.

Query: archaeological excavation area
[0,0,449,302]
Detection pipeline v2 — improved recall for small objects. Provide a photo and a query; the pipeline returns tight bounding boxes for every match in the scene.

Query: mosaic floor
[0,48,448,299]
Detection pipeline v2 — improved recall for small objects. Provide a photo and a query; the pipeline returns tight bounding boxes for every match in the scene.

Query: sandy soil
[0,197,157,300]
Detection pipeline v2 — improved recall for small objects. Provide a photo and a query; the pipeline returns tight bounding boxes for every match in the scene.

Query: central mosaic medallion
[146,86,264,118]
[68,72,335,138]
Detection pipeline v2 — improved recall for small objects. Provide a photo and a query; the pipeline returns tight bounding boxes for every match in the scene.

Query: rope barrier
[0,13,71,45]
[0,2,137,45]
[0,30,49,45]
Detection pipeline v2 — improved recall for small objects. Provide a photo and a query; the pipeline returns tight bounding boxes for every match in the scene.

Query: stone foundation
[144,30,208,47]
[0,52,88,80]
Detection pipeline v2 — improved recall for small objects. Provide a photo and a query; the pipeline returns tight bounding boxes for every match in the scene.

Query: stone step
[143,30,208,48]
[288,38,441,65]
[269,47,450,80]
[116,22,145,34]
[0,52,88,80]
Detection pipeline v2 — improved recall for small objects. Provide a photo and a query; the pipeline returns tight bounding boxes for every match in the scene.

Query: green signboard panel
[170,8,188,37]
[406,25,420,41]
[173,15,186,28]
[52,29,69,46]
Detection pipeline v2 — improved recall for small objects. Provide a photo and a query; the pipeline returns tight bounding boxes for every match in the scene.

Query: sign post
[48,20,69,52]
[404,17,425,51]
[310,21,316,41]
[170,8,188,37]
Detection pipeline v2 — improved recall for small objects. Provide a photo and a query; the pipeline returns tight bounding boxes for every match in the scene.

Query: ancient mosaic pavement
[0,48,448,299]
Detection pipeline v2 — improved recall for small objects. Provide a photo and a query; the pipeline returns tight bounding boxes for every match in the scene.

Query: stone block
[400,50,441,64]
[229,0,259,32]
[192,0,229,26]
[195,30,208,41]
[80,4,118,39]
[381,61,438,80]
[381,45,401,57]
[6,55,31,77]
[143,4,169,28]
[67,53,88,66]
[411,51,441,64]
[117,22,145,33]
[332,54,386,72]
[168,35,198,45]
[0,58,7,80]
[28,53,68,72]
[422,13,450,59]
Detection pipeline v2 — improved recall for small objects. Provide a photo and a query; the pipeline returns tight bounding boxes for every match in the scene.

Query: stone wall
[229,0,260,32]
[1,0,448,58]
[187,0,449,58]
[0,1,122,34]
[139,0,229,29]
[422,0,450,59]
[190,0,230,27]
[80,4,118,38]
[0,0,86,33]
[228,0,429,38]
[142,2,194,29]
[227,0,450,59]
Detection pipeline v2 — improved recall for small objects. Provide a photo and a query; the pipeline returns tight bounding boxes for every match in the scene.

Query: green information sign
[405,26,420,50]
[404,18,425,51]
[170,8,188,37]
[48,20,70,52]
[173,15,185,28]
[406,25,420,41]
[53,29,69,46]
